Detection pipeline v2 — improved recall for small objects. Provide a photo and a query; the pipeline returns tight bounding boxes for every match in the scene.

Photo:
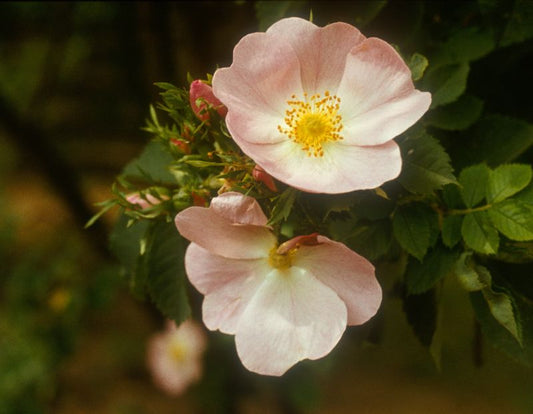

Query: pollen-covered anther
[278,91,344,157]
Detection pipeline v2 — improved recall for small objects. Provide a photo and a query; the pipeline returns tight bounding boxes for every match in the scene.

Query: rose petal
[341,89,432,146]
[232,138,401,193]
[213,30,303,117]
[266,17,365,93]
[210,192,269,226]
[176,206,276,259]
[235,266,347,376]
[294,236,382,325]
[337,38,431,145]
[185,243,267,334]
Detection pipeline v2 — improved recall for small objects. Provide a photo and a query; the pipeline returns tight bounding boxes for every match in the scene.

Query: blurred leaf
[345,220,392,261]
[500,0,533,47]
[398,132,456,194]
[402,288,437,347]
[255,1,305,31]
[423,63,470,108]
[109,214,150,298]
[461,115,533,167]
[352,0,388,28]
[432,27,495,65]
[461,211,499,254]
[121,141,176,184]
[489,199,533,241]
[351,190,394,220]
[426,94,484,131]
[408,53,429,81]
[459,164,490,208]
[405,245,460,294]
[441,215,463,248]
[487,164,532,203]
[146,220,191,324]
[496,239,533,263]
[393,203,438,260]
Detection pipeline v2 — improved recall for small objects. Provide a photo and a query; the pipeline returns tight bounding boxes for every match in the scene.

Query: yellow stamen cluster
[268,247,294,270]
[169,340,186,362]
[278,91,343,157]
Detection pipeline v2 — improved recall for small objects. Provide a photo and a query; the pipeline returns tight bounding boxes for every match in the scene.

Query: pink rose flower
[212,17,431,193]
[175,192,382,376]
[147,319,207,396]
[189,79,227,121]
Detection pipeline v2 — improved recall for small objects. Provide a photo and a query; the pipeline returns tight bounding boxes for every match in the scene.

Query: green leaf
[122,141,176,184]
[460,115,533,167]
[489,199,533,241]
[441,183,464,209]
[146,221,191,324]
[423,63,470,108]
[351,191,394,220]
[426,94,484,131]
[482,287,521,345]
[441,215,463,248]
[405,246,461,294]
[408,53,429,81]
[461,211,499,254]
[471,289,533,366]
[496,239,533,264]
[454,252,489,291]
[398,132,457,194]
[487,164,533,203]
[458,164,491,208]
[393,203,438,260]
[268,188,297,225]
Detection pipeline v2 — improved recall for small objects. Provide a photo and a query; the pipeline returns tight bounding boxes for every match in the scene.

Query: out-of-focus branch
[0,92,112,260]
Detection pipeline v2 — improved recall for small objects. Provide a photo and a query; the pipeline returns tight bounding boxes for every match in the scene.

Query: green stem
[447,204,493,215]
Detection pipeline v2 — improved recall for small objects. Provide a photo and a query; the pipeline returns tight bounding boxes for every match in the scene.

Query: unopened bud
[252,165,278,192]
[189,80,227,121]
[126,192,167,210]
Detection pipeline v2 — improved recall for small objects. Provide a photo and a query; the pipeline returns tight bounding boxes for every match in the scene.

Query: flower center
[168,340,186,362]
[278,91,344,157]
[268,247,294,270]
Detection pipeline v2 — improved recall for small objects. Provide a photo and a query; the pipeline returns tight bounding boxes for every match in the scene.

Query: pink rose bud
[252,165,278,192]
[170,138,191,154]
[126,192,167,210]
[189,80,227,121]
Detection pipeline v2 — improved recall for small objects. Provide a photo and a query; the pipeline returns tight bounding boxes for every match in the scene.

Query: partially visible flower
[175,192,381,376]
[252,164,278,192]
[189,79,227,121]
[147,319,207,396]
[212,17,431,194]
[126,192,168,210]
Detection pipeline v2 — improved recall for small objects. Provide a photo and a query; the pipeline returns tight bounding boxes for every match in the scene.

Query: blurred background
[0,1,532,413]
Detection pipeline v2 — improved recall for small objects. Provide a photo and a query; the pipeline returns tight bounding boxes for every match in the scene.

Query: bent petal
[294,236,382,325]
[236,138,401,193]
[235,267,347,376]
[210,191,269,226]
[176,205,276,259]
[185,243,267,334]
[266,17,365,93]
